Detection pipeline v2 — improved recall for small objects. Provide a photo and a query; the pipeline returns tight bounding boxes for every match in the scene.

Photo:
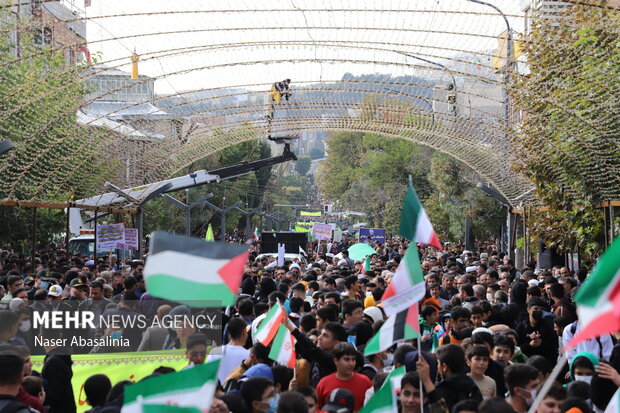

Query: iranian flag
[121,360,220,413]
[254,304,286,346]
[359,368,400,413]
[269,324,296,368]
[567,236,620,350]
[380,246,426,316]
[365,306,420,355]
[253,227,260,242]
[399,183,441,249]
[144,231,249,307]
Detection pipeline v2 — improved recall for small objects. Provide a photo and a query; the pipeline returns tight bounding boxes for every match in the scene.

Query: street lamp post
[398,52,457,117]
[467,0,513,130]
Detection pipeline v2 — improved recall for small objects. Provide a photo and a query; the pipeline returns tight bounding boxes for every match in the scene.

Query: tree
[309,147,324,160]
[510,3,619,257]
[295,155,312,176]
[0,7,117,252]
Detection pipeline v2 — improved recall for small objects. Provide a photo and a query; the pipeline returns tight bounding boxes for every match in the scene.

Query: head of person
[241,376,276,413]
[297,386,317,413]
[0,310,19,339]
[318,322,346,352]
[332,342,357,378]
[228,316,249,344]
[470,305,484,328]
[341,299,363,325]
[436,344,466,378]
[492,334,515,365]
[276,391,308,413]
[400,371,432,413]
[450,306,471,333]
[569,351,599,383]
[84,374,112,407]
[526,297,546,324]
[527,355,552,383]
[466,345,490,377]
[505,363,540,407]
[322,388,354,413]
[478,397,515,413]
[0,345,25,396]
[186,333,208,366]
[420,305,438,324]
[452,399,480,413]
[536,381,566,413]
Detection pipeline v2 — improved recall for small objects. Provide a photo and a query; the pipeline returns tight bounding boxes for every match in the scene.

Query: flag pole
[417,335,424,413]
[527,354,567,413]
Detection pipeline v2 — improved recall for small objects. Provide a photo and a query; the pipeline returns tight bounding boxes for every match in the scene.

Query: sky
[84,0,526,95]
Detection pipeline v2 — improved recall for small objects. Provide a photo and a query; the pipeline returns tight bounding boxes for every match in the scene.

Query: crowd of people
[0,237,619,413]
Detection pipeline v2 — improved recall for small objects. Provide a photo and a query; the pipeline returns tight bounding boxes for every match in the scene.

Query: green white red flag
[364,306,420,355]
[567,236,620,349]
[399,183,441,249]
[121,359,220,413]
[144,231,248,307]
[254,304,286,346]
[380,246,426,316]
[268,324,296,368]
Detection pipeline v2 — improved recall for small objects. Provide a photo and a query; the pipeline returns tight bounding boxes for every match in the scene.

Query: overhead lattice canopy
[0,0,616,208]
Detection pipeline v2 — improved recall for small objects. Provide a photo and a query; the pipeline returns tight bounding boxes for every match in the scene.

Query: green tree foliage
[0,6,117,252]
[309,147,324,160]
[295,155,312,176]
[317,132,504,241]
[510,3,619,256]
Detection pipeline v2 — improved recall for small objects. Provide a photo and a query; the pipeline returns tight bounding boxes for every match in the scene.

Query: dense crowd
[0,237,619,413]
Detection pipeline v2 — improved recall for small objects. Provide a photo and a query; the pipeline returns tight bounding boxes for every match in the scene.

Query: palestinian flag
[605,387,620,413]
[399,183,441,249]
[380,246,426,316]
[144,231,249,307]
[567,236,620,350]
[269,324,296,368]
[365,305,420,355]
[383,365,406,394]
[254,304,286,346]
[360,369,398,413]
[121,360,220,413]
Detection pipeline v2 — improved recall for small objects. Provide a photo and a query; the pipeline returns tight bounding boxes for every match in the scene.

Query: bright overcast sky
[85,0,525,95]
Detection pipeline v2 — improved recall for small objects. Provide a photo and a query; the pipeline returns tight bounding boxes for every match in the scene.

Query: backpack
[570,322,603,356]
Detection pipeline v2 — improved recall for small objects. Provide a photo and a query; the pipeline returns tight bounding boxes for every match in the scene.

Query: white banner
[122,228,139,250]
[96,223,125,250]
[277,243,285,266]
[312,223,333,241]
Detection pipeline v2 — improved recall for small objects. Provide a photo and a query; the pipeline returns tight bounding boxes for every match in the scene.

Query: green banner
[295,221,315,229]
[300,211,321,217]
[32,350,188,412]
[294,225,309,232]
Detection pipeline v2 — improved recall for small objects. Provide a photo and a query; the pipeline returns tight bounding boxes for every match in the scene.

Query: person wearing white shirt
[562,320,613,363]
[207,317,250,385]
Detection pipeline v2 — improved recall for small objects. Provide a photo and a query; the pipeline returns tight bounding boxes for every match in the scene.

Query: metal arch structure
[0,1,616,209]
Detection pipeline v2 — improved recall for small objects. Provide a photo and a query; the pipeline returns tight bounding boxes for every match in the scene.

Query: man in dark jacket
[435,344,483,411]
[41,333,75,413]
[516,297,558,365]
[284,316,346,386]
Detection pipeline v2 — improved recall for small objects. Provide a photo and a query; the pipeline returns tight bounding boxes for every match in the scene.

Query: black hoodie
[436,373,483,411]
